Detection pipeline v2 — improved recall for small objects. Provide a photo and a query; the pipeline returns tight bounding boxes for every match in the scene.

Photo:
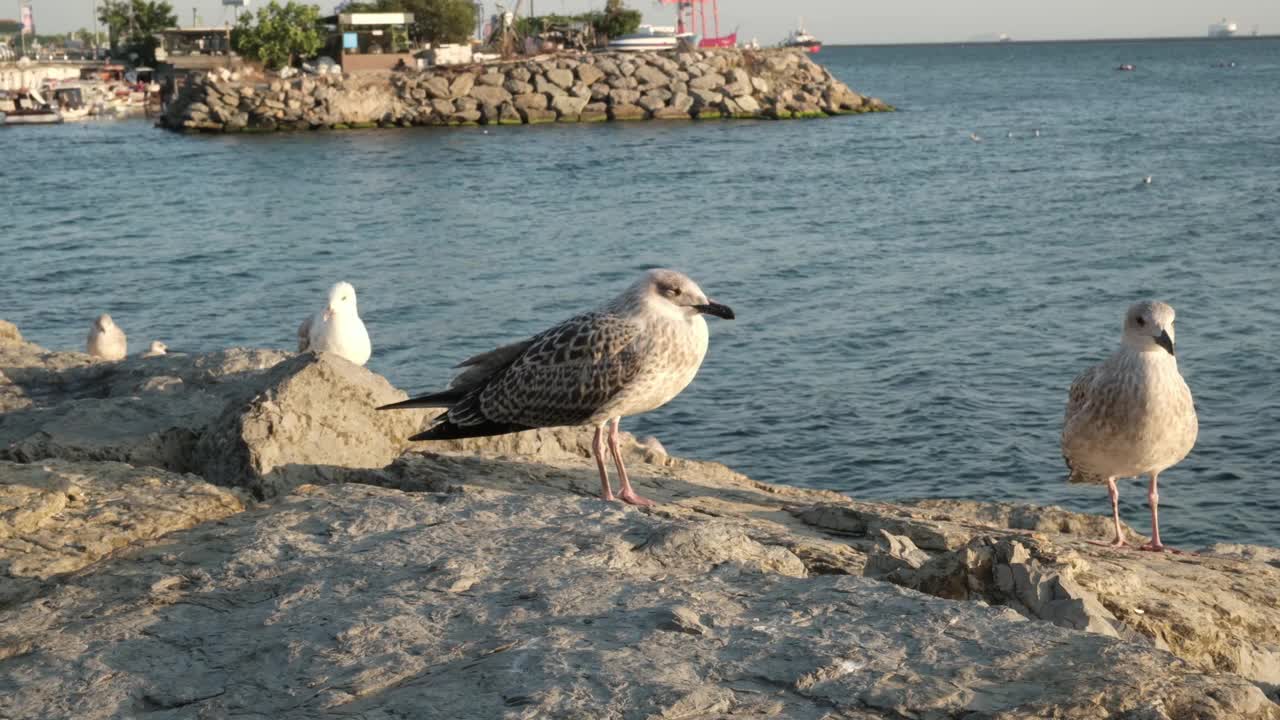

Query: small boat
[781,19,822,53]
[0,89,64,125]
[608,25,693,52]
[49,85,93,121]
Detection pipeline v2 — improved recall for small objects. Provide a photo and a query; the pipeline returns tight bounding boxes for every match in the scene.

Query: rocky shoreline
[159,48,891,133]
[1,319,1278,718]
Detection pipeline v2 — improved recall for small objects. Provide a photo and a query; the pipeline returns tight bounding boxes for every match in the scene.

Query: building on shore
[322,13,416,73]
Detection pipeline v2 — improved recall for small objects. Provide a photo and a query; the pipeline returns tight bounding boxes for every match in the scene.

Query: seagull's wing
[401,311,646,440]
[1062,362,1105,483]
[448,338,538,390]
[297,314,313,352]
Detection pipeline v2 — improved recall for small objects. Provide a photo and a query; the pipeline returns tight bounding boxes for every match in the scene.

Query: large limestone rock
[195,352,430,498]
[0,331,290,471]
[0,482,1273,719]
[0,460,243,608]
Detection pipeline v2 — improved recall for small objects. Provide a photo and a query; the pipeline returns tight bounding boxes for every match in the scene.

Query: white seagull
[86,314,127,361]
[298,281,372,366]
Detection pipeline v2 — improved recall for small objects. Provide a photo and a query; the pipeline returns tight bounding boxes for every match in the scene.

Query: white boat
[1208,18,1238,38]
[608,25,694,52]
[0,89,63,125]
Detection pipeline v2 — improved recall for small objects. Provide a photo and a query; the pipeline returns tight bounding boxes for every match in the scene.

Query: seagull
[86,314,127,361]
[1062,301,1198,551]
[969,132,983,143]
[379,269,735,506]
[142,341,168,357]
[1033,128,1041,137]
[1142,175,1153,185]
[298,281,372,366]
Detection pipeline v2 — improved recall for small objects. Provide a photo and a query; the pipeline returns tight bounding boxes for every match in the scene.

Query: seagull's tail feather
[377,389,466,411]
[409,417,535,441]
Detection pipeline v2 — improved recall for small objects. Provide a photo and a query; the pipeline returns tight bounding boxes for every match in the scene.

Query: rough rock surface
[1,320,1277,716]
[1,482,1274,719]
[0,330,289,471]
[160,48,892,133]
[196,352,430,497]
[0,460,243,608]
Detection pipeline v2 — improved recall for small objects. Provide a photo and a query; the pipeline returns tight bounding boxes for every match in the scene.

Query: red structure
[658,0,737,48]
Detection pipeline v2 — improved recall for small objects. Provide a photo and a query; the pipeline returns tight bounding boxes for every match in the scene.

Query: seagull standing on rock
[86,314,127,360]
[298,281,372,366]
[380,269,735,507]
[1061,301,1198,550]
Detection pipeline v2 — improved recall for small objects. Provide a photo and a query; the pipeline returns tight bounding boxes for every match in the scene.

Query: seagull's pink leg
[1139,472,1165,552]
[593,424,614,502]
[608,417,654,507]
[1107,477,1126,547]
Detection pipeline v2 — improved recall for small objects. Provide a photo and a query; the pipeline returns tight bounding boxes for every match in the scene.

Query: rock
[638,94,666,114]
[509,66,531,82]
[652,106,691,120]
[0,341,290,471]
[689,87,723,111]
[534,75,567,97]
[575,63,604,86]
[589,82,611,101]
[668,92,693,114]
[545,68,574,88]
[497,102,522,125]
[448,73,475,98]
[750,76,770,94]
[550,94,588,121]
[568,82,592,99]
[580,103,609,123]
[633,64,669,87]
[195,352,430,498]
[0,459,243,608]
[608,88,640,106]
[423,76,451,98]
[0,320,21,344]
[503,77,532,95]
[863,529,930,580]
[476,72,504,86]
[468,85,511,107]
[520,107,558,124]
[608,103,647,121]
[2,482,1273,719]
[723,67,752,96]
[733,94,761,115]
[512,92,547,111]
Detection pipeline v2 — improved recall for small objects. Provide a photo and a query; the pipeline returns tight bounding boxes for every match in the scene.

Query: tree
[596,0,641,39]
[97,0,177,62]
[234,1,324,70]
[0,20,22,34]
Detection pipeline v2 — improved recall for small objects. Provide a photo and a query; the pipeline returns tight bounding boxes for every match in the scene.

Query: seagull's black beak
[694,302,735,320]
[1155,329,1175,356]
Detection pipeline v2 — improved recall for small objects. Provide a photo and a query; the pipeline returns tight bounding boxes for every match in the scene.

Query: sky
[23,0,1280,44]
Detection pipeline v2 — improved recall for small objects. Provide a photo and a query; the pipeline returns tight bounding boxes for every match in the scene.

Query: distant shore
[829,33,1280,49]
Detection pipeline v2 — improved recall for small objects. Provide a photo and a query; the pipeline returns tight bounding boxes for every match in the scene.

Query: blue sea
[2,38,1277,548]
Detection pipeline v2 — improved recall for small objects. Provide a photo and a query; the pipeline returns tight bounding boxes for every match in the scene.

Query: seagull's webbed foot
[617,489,656,507]
[1138,542,1166,552]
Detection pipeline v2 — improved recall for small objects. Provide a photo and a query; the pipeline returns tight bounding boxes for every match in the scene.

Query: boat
[1208,18,1238,38]
[781,19,822,53]
[608,25,692,52]
[48,85,93,121]
[0,89,64,125]
[699,31,737,49]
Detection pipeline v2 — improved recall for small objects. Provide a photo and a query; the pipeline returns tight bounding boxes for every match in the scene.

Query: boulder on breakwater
[159,48,892,133]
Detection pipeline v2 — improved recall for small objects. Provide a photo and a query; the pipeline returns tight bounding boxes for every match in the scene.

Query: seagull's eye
[1136,317,1146,327]
[670,287,682,296]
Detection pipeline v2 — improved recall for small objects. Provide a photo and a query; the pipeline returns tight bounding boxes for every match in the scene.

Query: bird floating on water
[969,132,982,143]
[298,281,372,366]
[1061,301,1198,551]
[1142,175,1153,185]
[86,314,127,361]
[379,269,735,507]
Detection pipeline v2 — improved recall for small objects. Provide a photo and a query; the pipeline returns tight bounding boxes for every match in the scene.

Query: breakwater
[159,48,891,132]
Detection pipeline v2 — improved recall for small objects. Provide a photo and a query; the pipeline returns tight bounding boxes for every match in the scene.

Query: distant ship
[1208,18,1238,38]
[781,18,822,53]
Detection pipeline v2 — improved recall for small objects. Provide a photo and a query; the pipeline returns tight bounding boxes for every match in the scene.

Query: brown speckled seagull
[379,269,734,506]
[1062,301,1198,551]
